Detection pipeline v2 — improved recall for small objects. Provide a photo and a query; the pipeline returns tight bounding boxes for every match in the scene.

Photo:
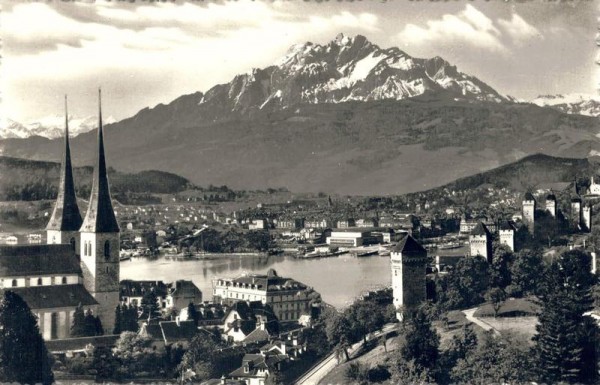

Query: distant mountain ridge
[531,94,600,117]
[2,34,600,195]
[1,115,116,139]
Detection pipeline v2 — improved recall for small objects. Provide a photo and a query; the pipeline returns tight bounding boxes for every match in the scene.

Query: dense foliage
[0,291,54,385]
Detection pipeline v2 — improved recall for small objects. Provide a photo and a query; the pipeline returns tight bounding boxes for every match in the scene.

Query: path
[294,323,397,385]
[462,308,500,336]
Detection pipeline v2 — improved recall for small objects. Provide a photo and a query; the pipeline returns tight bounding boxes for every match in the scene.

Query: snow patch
[348,52,384,83]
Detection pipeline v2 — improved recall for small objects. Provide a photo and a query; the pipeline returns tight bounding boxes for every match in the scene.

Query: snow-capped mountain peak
[218,33,507,114]
[1,115,117,140]
[531,93,600,117]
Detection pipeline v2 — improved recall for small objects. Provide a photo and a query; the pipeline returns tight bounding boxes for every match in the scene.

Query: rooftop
[0,244,81,277]
[7,284,98,310]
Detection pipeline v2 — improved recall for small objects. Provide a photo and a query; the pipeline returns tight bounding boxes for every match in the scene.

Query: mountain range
[1,115,116,140]
[2,34,600,195]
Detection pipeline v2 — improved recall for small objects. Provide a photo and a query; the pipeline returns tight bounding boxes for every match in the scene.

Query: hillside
[0,156,192,202]
[424,154,596,194]
[2,35,600,195]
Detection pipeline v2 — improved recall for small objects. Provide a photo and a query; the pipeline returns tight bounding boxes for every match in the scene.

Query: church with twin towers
[0,90,120,340]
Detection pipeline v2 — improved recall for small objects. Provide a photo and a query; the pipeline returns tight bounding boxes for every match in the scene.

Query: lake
[120,254,392,309]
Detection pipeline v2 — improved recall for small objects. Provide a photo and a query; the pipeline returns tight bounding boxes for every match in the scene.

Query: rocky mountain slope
[2,34,599,195]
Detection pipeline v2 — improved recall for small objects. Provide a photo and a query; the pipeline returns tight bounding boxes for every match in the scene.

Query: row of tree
[379,249,599,385]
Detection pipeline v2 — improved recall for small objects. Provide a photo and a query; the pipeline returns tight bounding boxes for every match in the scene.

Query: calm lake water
[120,254,392,309]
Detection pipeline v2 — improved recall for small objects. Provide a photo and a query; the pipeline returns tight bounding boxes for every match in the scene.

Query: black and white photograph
[0,0,599,384]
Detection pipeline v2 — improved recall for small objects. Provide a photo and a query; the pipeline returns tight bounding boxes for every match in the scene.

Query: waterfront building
[326,229,380,247]
[390,235,427,321]
[212,269,316,324]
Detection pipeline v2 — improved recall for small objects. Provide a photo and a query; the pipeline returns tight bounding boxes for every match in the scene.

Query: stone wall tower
[390,235,427,321]
[522,192,536,232]
[545,193,557,217]
[46,96,83,253]
[498,220,516,252]
[469,222,492,263]
[582,204,592,232]
[79,89,120,333]
[571,197,582,230]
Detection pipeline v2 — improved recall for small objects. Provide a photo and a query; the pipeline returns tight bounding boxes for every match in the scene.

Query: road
[462,308,500,336]
[294,323,397,385]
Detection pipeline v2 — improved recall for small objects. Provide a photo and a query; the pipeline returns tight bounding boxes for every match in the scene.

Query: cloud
[498,13,542,44]
[1,1,381,121]
[398,5,506,53]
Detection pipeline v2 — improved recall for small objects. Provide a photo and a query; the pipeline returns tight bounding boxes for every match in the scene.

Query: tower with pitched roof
[79,89,120,332]
[469,222,492,262]
[499,220,516,252]
[522,192,536,232]
[46,96,83,253]
[390,235,427,321]
[545,193,557,218]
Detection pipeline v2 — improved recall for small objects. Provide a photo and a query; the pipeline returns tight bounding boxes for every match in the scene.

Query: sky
[1,0,598,123]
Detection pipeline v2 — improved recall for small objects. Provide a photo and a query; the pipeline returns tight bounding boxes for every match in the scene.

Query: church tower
[79,89,120,333]
[390,235,427,321]
[47,95,83,253]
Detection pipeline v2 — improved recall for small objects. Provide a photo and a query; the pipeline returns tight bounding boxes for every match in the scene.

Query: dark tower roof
[471,222,490,236]
[499,220,515,231]
[546,193,556,201]
[80,89,119,233]
[523,192,535,202]
[392,234,426,254]
[46,96,83,232]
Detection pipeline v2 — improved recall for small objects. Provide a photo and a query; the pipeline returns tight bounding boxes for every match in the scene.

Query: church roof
[80,90,119,233]
[6,284,98,310]
[46,96,83,232]
[391,234,426,254]
[0,244,81,276]
[471,222,490,236]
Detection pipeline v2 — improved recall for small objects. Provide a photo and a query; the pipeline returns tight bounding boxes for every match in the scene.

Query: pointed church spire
[80,89,119,233]
[47,95,83,231]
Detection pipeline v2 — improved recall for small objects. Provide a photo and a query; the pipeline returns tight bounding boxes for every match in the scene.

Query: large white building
[390,235,427,321]
[212,269,316,323]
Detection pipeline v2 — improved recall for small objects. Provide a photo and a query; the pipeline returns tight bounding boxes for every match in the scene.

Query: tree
[123,304,140,332]
[323,308,352,362]
[438,256,490,310]
[507,248,544,297]
[489,243,514,289]
[451,332,533,385]
[346,300,386,343]
[484,287,507,318]
[187,302,200,326]
[113,305,123,335]
[141,289,160,320]
[113,331,164,378]
[178,333,221,381]
[400,306,439,371]
[84,309,103,336]
[0,291,54,385]
[533,249,598,384]
[71,303,87,337]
